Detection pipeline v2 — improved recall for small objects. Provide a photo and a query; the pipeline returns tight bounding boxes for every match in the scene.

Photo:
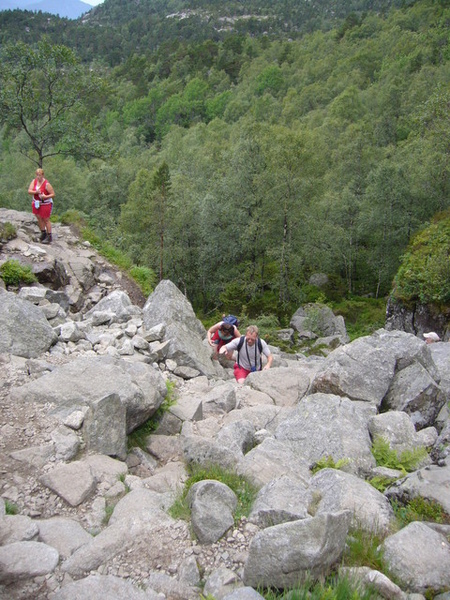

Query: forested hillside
[0,0,449,323]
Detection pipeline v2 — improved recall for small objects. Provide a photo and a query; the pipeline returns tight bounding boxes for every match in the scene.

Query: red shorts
[32,200,53,219]
[234,364,251,381]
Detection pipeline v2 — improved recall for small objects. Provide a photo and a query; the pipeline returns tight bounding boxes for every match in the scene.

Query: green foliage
[311,456,350,475]
[262,572,378,599]
[371,436,429,473]
[129,266,156,297]
[342,527,386,572]
[58,209,88,228]
[0,259,37,286]
[330,298,386,340]
[1,0,449,317]
[392,496,450,528]
[394,212,450,305]
[0,38,107,166]
[128,381,177,450]
[82,227,133,270]
[368,475,395,493]
[168,463,258,526]
[5,500,18,515]
[0,222,16,241]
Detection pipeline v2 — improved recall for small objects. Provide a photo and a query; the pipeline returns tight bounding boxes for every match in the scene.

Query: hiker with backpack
[207,315,241,360]
[219,325,273,383]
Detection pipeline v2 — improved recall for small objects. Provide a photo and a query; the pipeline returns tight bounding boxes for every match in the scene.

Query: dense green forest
[0,0,449,323]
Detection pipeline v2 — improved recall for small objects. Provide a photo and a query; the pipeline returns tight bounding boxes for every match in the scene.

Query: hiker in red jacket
[28,168,55,244]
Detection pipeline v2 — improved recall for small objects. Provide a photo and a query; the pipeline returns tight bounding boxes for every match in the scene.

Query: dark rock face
[385,297,449,341]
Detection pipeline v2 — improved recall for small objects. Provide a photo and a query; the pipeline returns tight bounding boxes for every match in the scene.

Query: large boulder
[9,355,167,434]
[0,291,58,358]
[143,280,217,377]
[243,511,351,589]
[290,303,349,344]
[274,393,376,476]
[311,329,438,406]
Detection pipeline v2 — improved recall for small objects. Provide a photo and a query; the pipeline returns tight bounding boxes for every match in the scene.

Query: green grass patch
[371,436,428,474]
[311,455,350,474]
[330,297,386,341]
[392,496,450,528]
[129,265,156,297]
[168,463,258,526]
[261,572,378,599]
[368,475,396,493]
[342,526,386,572]
[58,209,89,228]
[5,500,19,515]
[0,259,37,286]
[0,221,17,241]
[82,226,133,270]
[128,381,177,450]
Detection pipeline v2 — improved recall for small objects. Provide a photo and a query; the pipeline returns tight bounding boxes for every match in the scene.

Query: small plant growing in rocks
[0,222,16,242]
[371,436,429,474]
[391,496,450,528]
[128,380,177,450]
[0,259,36,286]
[311,455,350,474]
[169,463,258,526]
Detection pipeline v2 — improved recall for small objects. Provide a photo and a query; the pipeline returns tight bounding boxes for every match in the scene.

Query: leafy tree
[393,212,450,305]
[120,162,172,281]
[0,39,107,167]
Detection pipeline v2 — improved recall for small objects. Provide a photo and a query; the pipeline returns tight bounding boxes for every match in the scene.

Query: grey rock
[0,292,58,357]
[249,475,310,527]
[11,355,167,434]
[0,514,39,544]
[49,574,163,599]
[40,461,97,507]
[188,480,238,544]
[143,280,216,377]
[237,436,311,489]
[37,516,92,559]
[274,393,376,476]
[0,541,59,583]
[310,468,394,533]
[204,567,243,600]
[381,521,450,594]
[243,511,351,589]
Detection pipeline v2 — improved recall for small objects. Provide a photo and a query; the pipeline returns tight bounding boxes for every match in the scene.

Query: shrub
[394,212,450,305]
[58,209,88,228]
[0,259,36,286]
[0,222,17,241]
[5,500,18,515]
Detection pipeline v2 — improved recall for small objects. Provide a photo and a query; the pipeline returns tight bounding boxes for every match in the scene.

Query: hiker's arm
[263,353,273,370]
[207,323,221,345]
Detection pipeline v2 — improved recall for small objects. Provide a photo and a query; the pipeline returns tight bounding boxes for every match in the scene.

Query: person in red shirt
[28,168,55,244]
[207,319,241,360]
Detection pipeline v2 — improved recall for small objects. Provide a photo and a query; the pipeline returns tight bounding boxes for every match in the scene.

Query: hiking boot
[42,233,52,244]
[39,230,47,241]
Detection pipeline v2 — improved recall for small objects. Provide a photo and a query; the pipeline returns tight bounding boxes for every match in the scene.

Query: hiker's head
[220,323,234,335]
[245,325,259,346]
